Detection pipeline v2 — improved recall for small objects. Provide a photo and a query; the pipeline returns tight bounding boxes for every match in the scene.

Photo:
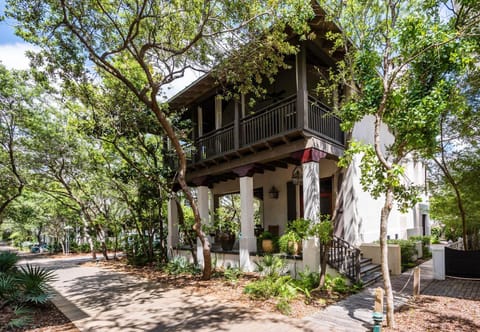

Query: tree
[321,0,479,327]
[7,0,313,279]
[0,65,37,222]
[429,0,480,250]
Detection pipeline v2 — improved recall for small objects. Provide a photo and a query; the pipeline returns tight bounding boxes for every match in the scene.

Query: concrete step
[360,263,381,275]
[360,257,372,267]
[362,271,383,287]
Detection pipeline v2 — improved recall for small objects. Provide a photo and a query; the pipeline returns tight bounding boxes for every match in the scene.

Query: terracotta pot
[288,241,302,255]
[262,239,274,253]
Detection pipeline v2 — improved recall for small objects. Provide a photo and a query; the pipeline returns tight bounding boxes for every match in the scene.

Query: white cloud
[0,43,39,70]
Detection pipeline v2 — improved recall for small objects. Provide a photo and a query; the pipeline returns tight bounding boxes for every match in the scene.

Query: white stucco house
[165,6,430,283]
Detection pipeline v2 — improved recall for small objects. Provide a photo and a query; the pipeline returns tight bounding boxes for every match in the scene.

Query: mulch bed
[385,295,480,332]
[0,302,78,332]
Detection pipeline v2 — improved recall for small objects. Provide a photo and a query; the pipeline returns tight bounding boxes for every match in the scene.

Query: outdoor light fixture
[291,166,303,185]
[269,186,279,199]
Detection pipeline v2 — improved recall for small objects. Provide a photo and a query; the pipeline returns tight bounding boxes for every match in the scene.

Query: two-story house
[165,8,429,282]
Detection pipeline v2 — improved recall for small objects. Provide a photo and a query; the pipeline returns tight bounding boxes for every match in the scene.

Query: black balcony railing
[241,95,297,146]
[307,96,344,144]
[194,124,234,161]
[190,94,344,164]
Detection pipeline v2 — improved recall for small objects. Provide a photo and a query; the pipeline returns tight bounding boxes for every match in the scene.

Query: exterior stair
[359,257,382,286]
[327,236,383,287]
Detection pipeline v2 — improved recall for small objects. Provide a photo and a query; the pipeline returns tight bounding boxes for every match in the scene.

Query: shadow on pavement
[54,267,313,332]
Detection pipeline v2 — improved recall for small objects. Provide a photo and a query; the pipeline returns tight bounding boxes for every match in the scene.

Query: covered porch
[167,141,342,272]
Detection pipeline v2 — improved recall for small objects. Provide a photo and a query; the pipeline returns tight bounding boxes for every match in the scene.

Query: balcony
[189,94,344,165]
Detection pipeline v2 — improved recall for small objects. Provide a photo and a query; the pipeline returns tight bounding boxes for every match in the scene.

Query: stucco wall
[360,243,402,275]
[340,115,430,244]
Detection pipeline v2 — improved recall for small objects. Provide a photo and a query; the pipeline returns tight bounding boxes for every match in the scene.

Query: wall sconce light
[291,166,303,185]
[269,186,279,199]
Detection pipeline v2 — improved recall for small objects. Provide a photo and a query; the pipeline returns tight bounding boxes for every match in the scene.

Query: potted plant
[279,218,311,255]
[279,230,301,255]
[213,208,240,251]
[260,231,274,253]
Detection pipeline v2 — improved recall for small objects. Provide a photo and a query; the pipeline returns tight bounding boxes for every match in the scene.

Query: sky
[0,0,39,70]
[0,0,197,97]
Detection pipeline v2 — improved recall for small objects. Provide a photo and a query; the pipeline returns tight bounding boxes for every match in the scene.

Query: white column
[197,186,210,267]
[303,161,320,222]
[167,197,179,259]
[239,176,256,271]
[302,161,321,272]
[431,244,446,280]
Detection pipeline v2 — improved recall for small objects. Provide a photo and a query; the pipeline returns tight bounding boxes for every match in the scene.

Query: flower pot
[288,241,302,255]
[220,233,235,251]
[262,239,274,253]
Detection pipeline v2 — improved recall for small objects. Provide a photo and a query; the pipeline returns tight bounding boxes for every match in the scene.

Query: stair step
[360,263,381,275]
[362,271,383,287]
[360,258,372,267]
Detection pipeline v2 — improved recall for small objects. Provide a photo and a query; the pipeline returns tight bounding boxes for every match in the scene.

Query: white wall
[342,116,430,244]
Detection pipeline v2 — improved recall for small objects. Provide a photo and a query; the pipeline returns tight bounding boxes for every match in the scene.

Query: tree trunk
[82,217,96,260]
[381,188,395,328]
[319,241,330,288]
[433,154,469,249]
[150,99,211,279]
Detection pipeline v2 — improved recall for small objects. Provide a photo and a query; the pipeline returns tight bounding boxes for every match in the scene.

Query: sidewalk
[47,262,311,332]
[25,255,478,332]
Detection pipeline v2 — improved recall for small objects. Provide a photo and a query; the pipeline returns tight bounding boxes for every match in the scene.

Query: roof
[167,3,341,110]
[167,73,217,110]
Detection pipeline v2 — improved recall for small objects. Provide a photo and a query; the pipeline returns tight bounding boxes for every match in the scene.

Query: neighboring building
[166,7,429,282]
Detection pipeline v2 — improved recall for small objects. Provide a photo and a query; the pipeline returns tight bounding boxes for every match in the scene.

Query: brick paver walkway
[423,278,480,300]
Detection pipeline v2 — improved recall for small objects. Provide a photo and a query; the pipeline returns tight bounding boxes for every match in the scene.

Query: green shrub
[0,251,20,273]
[323,274,351,293]
[244,275,297,314]
[287,218,310,240]
[164,256,200,275]
[223,266,242,285]
[388,239,418,270]
[0,273,19,302]
[7,305,32,329]
[254,255,287,277]
[278,231,300,255]
[291,269,320,298]
[410,235,432,258]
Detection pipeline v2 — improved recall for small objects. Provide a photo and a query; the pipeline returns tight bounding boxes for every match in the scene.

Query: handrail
[307,96,344,145]
[241,94,297,121]
[196,123,234,141]
[327,236,361,283]
[447,239,464,250]
[307,96,342,119]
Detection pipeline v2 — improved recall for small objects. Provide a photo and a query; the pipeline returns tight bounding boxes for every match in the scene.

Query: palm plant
[0,251,20,273]
[16,264,57,304]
